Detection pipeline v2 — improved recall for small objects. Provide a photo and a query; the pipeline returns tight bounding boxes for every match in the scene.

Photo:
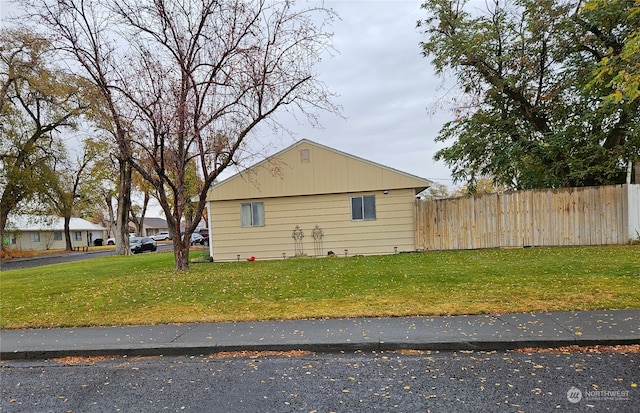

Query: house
[101,217,169,239]
[139,217,169,237]
[206,139,432,261]
[4,215,107,251]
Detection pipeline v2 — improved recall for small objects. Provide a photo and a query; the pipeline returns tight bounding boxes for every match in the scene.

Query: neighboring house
[4,215,107,251]
[102,218,168,239]
[206,139,432,261]
[180,219,208,233]
[140,217,169,237]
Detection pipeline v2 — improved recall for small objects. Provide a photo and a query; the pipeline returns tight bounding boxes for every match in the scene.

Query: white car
[107,233,136,245]
[151,231,171,241]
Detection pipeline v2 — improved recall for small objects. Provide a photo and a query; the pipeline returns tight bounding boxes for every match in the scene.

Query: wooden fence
[415,184,640,250]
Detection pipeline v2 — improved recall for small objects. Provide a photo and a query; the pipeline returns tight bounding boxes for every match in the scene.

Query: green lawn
[1,245,639,329]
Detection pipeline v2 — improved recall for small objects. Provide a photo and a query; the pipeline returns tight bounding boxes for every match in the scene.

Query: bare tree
[26,0,337,269]
[26,0,136,255]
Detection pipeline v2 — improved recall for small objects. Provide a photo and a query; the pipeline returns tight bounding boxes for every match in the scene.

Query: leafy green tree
[76,134,120,239]
[587,0,640,104]
[585,0,640,180]
[454,177,506,197]
[419,0,640,189]
[0,28,90,249]
[44,138,104,250]
[129,168,157,237]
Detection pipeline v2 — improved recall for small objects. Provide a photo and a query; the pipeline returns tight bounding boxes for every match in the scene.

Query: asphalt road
[1,349,638,412]
[0,243,175,271]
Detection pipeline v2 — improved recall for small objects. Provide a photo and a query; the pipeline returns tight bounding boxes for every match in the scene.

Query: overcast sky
[1,0,462,217]
[270,0,457,187]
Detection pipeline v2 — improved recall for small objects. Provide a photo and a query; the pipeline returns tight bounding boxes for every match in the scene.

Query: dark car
[197,228,210,246]
[130,237,157,254]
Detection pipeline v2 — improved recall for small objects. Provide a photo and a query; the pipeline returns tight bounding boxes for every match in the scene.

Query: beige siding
[8,230,102,251]
[210,188,419,261]
[208,140,431,201]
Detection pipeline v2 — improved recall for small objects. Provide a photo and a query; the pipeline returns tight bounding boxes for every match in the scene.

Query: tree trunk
[0,210,8,252]
[174,236,191,271]
[129,191,150,237]
[104,190,115,239]
[0,181,20,253]
[63,216,72,251]
[138,192,149,237]
[114,159,133,255]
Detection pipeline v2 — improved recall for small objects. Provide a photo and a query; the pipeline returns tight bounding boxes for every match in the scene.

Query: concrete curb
[2,310,639,360]
[4,338,640,361]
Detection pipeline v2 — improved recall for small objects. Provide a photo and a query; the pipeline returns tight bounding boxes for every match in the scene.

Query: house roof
[208,139,432,201]
[143,217,168,229]
[6,215,107,232]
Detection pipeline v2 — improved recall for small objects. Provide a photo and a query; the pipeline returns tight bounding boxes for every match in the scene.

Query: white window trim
[241,202,265,227]
[351,195,376,221]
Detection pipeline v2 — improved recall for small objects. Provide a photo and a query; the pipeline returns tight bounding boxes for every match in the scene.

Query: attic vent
[300,148,310,163]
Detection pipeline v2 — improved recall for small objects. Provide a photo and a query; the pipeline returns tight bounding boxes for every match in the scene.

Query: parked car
[190,233,205,246]
[130,236,157,254]
[107,233,135,245]
[151,231,171,241]
[198,227,209,238]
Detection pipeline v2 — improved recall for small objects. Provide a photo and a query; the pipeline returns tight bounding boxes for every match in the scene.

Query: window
[54,232,62,241]
[30,232,40,242]
[241,202,265,227]
[351,195,376,221]
[74,231,82,241]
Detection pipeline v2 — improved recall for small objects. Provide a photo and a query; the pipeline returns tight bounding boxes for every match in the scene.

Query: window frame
[240,202,265,227]
[350,195,376,221]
